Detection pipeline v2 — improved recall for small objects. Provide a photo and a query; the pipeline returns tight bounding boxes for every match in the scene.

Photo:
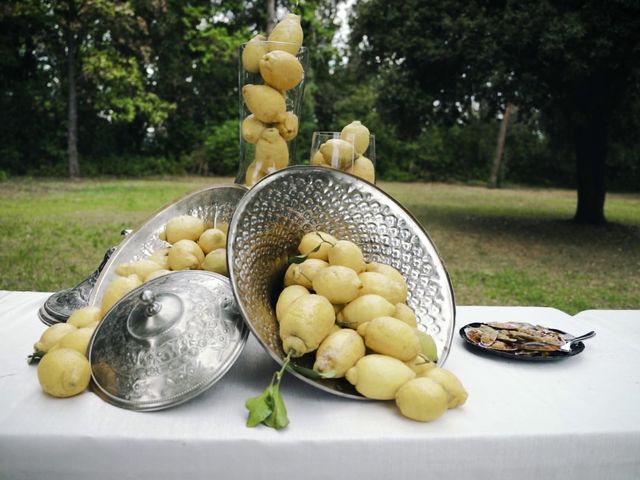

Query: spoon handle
[569,331,596,344]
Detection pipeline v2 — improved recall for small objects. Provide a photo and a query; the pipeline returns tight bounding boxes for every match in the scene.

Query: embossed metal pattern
[39,245,117,325]
[227,166,456,400]
[89,271,247,411]
[88,184,247,309]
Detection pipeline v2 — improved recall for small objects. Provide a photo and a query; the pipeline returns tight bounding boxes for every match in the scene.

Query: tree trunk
[66,3,80,178]
[266,0,276,35]
[488,102,513,188]
[573,110,608,225]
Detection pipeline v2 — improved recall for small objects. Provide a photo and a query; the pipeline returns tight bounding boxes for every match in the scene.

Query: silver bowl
[227,167,456,400]
[88,184,247,309]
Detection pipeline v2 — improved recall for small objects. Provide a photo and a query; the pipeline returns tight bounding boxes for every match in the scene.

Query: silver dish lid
[88,271,248,411]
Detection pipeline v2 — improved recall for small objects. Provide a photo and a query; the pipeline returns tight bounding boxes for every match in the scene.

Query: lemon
[164,215,205,244]
[345,354,415,400]
[358,271,407,305]
[366,262,407,286]
[100,274,142,317]
[312,265,362,304]
[33,323,77,353]
[357,316,421,362]
[393,303,418,328]
[267,13,303,56]
[395,377,448,422]
[279,294,335,357]
[198,228,227,254]
[276,285,309,322]
[337,294,395,329]
[319,139,355,170]
[115,259,163,281]
[168,239,205,271]
[426,367,468,409]
[201,248,228,276]
[327,240,366,273]
[37,348,91,398]
[242,34,268,73]
[405,356,437,376]
[351,156,375,183]
[259,50,304,91]
[54,327,95,356]
[297,231,337,261]
[313,329,365,379]
[66,306,101,328]
[340,120,370,155]
[148,248,170,269]
[296,258,329,288]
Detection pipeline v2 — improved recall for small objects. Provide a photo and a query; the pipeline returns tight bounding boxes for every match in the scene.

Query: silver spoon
[560,330,596,352]
[521,330,596,353]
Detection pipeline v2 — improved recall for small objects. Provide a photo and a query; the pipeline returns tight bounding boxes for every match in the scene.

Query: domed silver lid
[88,271,247,411]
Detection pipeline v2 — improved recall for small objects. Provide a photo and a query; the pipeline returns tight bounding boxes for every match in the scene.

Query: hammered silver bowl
[88,184,247,309]
[227,166,456,400]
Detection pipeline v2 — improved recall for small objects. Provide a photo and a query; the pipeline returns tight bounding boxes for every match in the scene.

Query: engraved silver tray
[88,184,247,309]
[227,166,456,400]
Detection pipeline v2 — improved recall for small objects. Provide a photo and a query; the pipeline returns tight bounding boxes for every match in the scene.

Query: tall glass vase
[236,41,307,187]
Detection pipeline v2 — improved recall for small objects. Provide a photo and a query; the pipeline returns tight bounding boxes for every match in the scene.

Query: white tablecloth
[1,290,639,480]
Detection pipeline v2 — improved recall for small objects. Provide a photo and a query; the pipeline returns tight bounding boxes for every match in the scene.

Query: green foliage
[1,0,638,194]
[202,119,240,176]
[83,48,175,125]
[349,0,640,201]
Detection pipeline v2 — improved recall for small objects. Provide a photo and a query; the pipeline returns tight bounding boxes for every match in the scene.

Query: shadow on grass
[407,204,640,250]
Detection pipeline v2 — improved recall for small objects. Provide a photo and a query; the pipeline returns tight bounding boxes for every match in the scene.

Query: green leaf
[269,386,290,430]
[288,243,322,264]
[288,362,322,380]
[244,353,292,430]
[27,350,45,365]
[245,386,274,427]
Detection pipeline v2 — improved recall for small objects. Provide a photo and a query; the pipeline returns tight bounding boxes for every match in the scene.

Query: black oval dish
[459,322,586,361]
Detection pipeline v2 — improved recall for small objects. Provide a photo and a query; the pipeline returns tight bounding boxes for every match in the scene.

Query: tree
[2,0,175,177]
[351,0,640,224]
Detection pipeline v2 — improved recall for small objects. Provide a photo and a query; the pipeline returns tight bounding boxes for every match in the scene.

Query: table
[1,290,639,480]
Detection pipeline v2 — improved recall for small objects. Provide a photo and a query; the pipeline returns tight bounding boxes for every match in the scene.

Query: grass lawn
[1,177,638,314]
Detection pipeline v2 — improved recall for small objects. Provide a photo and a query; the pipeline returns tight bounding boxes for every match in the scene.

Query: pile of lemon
[30,213,229,398]
[241,14,304,186]
[277,231,467,422]
[31,307,100,397]
[311,120,375,183]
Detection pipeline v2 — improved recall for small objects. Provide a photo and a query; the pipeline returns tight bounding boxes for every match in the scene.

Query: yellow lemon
[33,323,77,354]
[357,316,421,362]
[164,215,205,244]
[327,240,366,273]
[336,294,395,329]
[37,348,91,398]
[198,228,227,255]
[345,354,415,400]
[55,327,95,356]
[392,303,417,328]
[66,306,101,328]
[201,248,228,276]
[276,285,310,322]
[426,367,468,409]
[312,265,362,304]
[279,294,335,357]
[313,329,365,379]
[168,239,205,271]
[395,377,448,422]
